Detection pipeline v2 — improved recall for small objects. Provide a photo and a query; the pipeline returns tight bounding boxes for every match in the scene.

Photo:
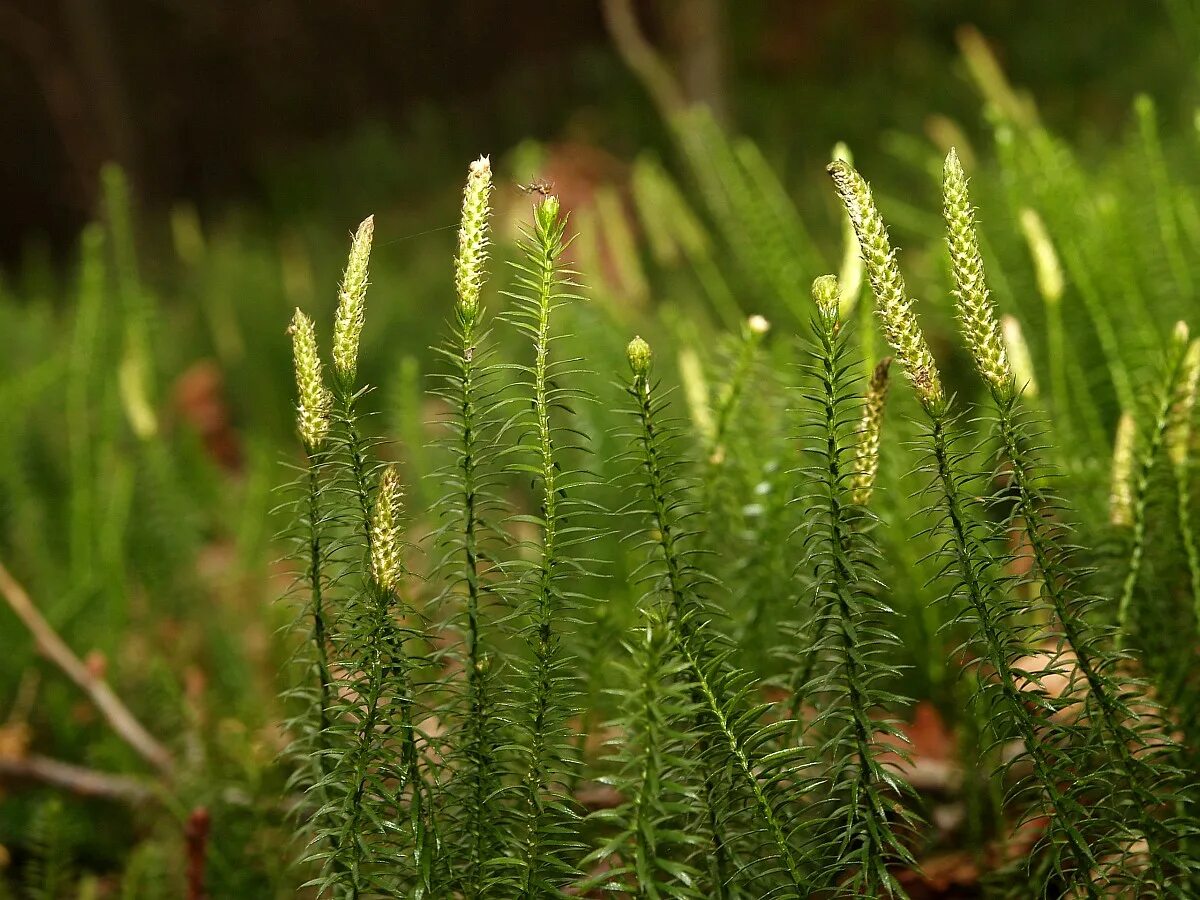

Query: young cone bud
[851,357,892,506]
[535,193,561,232]
[827,160,944,407]
[332,215,375,385]
[370,465,405,593]
[746,314,771,337]
[626,335,652,378]
[942,149,1011,394]
[812,274,841,325]
[289,308,331,451]
[455,156,493,322]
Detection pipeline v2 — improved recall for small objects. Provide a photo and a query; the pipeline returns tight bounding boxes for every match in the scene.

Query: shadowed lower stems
[926,408,1100,898]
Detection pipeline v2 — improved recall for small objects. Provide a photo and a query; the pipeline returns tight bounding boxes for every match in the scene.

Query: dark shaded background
[2,0,1196,266]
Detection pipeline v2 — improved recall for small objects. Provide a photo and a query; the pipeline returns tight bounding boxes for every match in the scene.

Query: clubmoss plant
[103,164,159,442]
[941,149,1190,892]
[619,334,738,895]
[267,145,1200,899]
[327,215,380,557]
[583,610,705,898]
[290,212,441,898]
[942,150,1011,394]
[67,224,106,583]
[498,192,589,895]
[798,274,917,896]
[369,465,440,893]
[287,308,334,764]
[708,313,769,465]
[622,335,809,897]
[291,310,333,454]
[833,155,1109,896]
[432,155,511,897]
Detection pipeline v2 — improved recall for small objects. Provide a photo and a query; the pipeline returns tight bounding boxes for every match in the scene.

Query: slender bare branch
[0,560,174,775]
[0,753,155,804]
[600,0,687,121]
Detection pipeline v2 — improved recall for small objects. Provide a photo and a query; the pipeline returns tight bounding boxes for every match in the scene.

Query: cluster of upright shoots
[284,150,1198,897]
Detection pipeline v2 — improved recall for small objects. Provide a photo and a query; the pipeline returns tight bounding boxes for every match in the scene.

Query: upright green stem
[927,410,1099,897]
[813,315,905,895]
[514,197,575,897]
[457,316,492,897]
[994,395,1169,886]
[629,374,733,898]
[335,393,374,550]
[306,465,332,744]
[630,364,806,896]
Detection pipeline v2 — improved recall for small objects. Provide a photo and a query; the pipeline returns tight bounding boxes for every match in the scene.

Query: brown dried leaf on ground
[171,359,241,471]
[877,701,962,794]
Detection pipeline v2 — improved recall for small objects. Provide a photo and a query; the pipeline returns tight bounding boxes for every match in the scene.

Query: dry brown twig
[0,753,154,804]
[0,559,174,775]
[599,0,687,121]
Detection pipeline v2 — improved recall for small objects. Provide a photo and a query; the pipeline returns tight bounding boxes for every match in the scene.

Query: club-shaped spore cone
[332,215,375,386]
[289,308,331,451]
[1001,314,1038,398]
[942,148,1012,394]
[852,357,893,507]
[455,155,493,322]
[1110,411,1137,527]
[827,160,944,408]
[1018,207,1064,305]
[370,465,405,593]
[1170,337,1200,468]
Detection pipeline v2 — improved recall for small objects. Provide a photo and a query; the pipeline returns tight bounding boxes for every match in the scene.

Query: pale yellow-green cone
[851,357,893,507]
[1167,324,1200,468]
[455,156,493,322]
[627,335,652,379]
[289,308,331,451]
[827,160,944,408]
[1018,208,1064,306]
[1169,338,1200,468]
[1001,315,1038,399]
[370,465,405,593]
[332,215,375,385]
[943,149,1011,395]
[1110,411,1137,527]
[678,347,714,445]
